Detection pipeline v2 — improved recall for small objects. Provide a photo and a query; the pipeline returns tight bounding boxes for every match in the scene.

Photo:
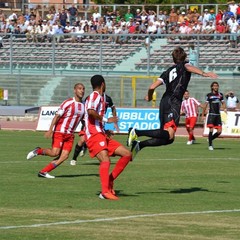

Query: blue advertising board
[104,108,160,133]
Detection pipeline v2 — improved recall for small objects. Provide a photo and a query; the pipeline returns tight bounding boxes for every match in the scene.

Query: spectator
[8,10,18,22]
[189,44,199,67]
[55,23,64,43]
[216,9,223,25]
[156,18,166,35]
[118,25,129,44]
[191,20,202,34]
[115,10,122,23]
[124,8,134,22]
[192,8,200,23]
[59,9,68,27]
[0,9,6,29]
[128,19,136,34]
[169,8,178,26]
[47,25,55,42]
[147,10,156,23]
[36,24,46,42]
[202,21,215,39]
[202,9,211,27]
[140,10,148,22]
[215,20,227,39]
[178,11,186,23]
[225,91,239,110]
[158,10,167,22]
[92,8,101,22]
[236,3,240,20]
[229,1,238,17]
[209,9,216,23]
[228,16,238,47]
[179,21,189,37]
[135,9,142,23]
[68,4,78,26]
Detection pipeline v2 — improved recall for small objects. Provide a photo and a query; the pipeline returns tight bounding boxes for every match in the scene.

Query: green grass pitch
[0,130,240,240]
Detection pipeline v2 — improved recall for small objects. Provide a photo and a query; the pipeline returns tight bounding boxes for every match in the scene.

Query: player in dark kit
[202,82,226,150]
[127,47,218,159]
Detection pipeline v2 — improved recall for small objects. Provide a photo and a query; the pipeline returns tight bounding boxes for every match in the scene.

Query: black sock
[72,143,82,160]
[208,132,213,146]
[139,138,174,149]
[212,132,221,140]
[136,129,170,140]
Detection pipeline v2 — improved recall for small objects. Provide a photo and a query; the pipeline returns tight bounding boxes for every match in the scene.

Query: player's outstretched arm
[185,63,218,79]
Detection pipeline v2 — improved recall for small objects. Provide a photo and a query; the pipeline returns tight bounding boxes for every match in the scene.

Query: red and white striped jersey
[84,91,106,140]
[181,97,200,118]
[54,97,84,134]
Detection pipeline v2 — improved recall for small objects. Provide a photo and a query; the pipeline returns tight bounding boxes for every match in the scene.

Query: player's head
[211,81,219,92]
[183,90,190,100]
[90,75,106,92]
[74,83,85,100]
[172,47,187,64]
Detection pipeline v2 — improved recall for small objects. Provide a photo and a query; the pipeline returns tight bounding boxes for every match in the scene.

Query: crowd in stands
[0,2,240,47]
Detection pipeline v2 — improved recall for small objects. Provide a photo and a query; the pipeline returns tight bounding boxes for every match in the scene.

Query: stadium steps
[37,77,63,106]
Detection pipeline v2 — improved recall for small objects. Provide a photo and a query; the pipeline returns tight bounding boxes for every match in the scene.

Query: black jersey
[104,94,114,111]
[206,92,224,115]
[160,61,192,101]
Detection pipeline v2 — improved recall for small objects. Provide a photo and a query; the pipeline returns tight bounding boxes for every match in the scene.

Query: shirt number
[169,68,177,83]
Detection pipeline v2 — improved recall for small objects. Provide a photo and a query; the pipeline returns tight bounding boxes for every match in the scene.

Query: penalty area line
[1,209,240,230]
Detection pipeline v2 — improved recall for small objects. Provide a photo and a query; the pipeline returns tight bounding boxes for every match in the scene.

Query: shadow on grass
[56,173,99,178]
[136,187,226,195]
[169,187,209,193]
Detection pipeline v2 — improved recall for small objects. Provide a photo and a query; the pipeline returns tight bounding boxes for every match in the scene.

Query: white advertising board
[203,111,240,137]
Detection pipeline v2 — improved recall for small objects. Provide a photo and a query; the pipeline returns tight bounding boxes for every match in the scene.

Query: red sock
[40,163,57,173]
[37,148,45,155]
[110,155,131,181]
[189,133,194,141]
[99,161,110,194]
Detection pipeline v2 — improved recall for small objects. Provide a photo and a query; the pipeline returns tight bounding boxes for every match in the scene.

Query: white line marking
[1,209,240,230]
[0,157,239,164]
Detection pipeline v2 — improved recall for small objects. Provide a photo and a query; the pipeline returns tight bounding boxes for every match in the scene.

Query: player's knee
[167,139,174,145]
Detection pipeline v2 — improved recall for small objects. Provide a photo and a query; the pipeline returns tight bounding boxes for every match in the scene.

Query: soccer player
[127,47,218,159]
[85,75,132,200]
[202,82,226,151]
[70,94,120,166]
[181,90,204,145]
[26,83,85,178]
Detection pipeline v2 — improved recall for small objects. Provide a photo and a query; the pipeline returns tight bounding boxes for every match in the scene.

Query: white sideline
[1,209,240,230]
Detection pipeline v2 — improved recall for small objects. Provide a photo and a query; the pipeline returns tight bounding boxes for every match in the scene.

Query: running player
[202,82,226,150]
[181,90,204,145]
[85,75,132,200]
[26,83,85,178]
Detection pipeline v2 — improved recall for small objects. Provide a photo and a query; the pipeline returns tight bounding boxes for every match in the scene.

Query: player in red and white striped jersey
[181,90,204,145]
[26,83,85,179]
[85,75,132,200]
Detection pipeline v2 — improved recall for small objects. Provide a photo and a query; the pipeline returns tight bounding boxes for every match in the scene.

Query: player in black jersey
[202,82,227,151]
[127,47,218,159]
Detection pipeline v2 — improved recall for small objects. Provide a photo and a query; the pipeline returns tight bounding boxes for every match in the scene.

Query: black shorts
[207,114,222,128]
[160,96,181,130]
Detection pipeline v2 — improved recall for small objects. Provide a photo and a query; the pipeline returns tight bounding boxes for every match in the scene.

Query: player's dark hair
[211,81,219,90]
[172,47,187,64]
[90,75,105,89]
[74,83,84,89]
